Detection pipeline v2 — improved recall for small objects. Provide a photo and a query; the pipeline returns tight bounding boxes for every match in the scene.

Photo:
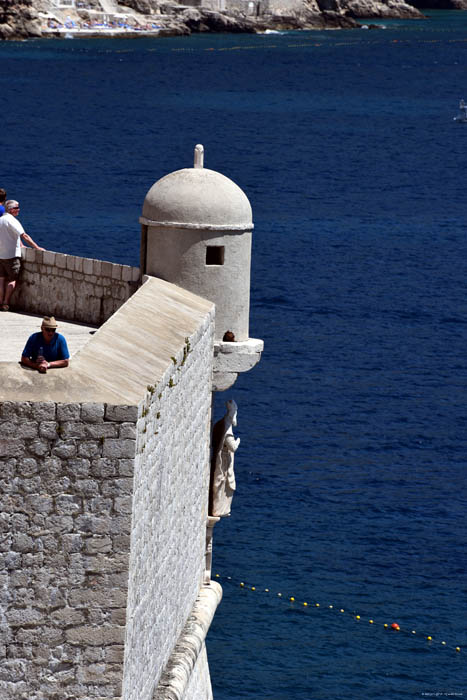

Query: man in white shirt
[0,200,44,311]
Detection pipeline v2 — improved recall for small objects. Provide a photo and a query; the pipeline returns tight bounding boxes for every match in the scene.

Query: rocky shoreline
[0,0,464,41]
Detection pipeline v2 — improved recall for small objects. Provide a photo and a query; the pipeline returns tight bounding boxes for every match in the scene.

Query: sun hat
[42,316,58,329]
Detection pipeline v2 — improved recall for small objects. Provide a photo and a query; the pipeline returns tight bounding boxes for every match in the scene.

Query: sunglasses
[43,328,56,333]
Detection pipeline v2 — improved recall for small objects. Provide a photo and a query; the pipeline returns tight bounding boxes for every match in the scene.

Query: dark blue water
[1,14,466,698]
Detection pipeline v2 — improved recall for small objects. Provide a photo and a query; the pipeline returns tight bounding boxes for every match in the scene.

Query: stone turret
[140,145,263,391]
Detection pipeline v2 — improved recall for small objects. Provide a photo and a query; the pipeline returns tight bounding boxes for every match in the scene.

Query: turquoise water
[1,14,467,699]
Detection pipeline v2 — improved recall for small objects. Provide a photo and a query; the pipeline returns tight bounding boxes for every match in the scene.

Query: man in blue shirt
[21,316,70,373]
[0,189,6,216]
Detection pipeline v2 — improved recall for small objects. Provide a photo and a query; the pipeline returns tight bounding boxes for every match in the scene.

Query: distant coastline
[0,0,430,41]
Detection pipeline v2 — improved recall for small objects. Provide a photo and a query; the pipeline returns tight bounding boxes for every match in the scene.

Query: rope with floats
[213,573,462,655]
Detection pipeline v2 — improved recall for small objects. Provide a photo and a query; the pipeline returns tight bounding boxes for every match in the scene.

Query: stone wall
[14,248,140,326]
[0,286,217,700]
[0,400,137,700]
[122,313,214,700]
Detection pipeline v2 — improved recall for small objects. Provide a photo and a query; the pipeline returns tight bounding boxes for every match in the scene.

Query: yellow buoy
[240,582,244,587]
[290,597,295,602]
[303,602,308,607]
[427,636,432,641]
[356,615,361,620]
[369,620,374,624]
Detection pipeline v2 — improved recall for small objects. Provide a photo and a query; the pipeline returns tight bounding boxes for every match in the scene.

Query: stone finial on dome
[194,144,204,169]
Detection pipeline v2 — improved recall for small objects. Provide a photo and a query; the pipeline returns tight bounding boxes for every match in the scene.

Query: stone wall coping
[0,276,214,405]
[153,582,222,700]
[22,247,140,282]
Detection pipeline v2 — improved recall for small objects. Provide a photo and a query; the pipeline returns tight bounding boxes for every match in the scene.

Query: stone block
[55,495,82,516]
[1,402,31,419]
[65,626,125,646]
[28,439,50,457]
[84,536,112,555]
[105,406,138,423]
[83,257,94,275]
[81,403,105,423]
[43,251,55,265]
[55,253,67,269]
[101,261,113,278]
[74,515,111,535]
[15,422,39,439]
[93,260,102,276]
[50,608,86,626]
[117,459,134,477]
[61,421,87,439]
[39,421,59,440]
[68,588,127,608]
[31,402,56,421]
[0,439,24,458]
[68,458,91,477]
[111,264,122,281]
[101,479,133,497]
[103,440,135,459]
[121,266,133,282]
[75,479,100,497]
[6,608,44,627]
[118,423,136,439]
[114,496,132,514]
[57,404,81,422]
[78,441,102,459]
[61,534,83,553]
[12,534,34,552]
[66,255,76,271]
[24,494,53,515]
[85,424,119,439]
[52,441,77,459]
[21,247,35,262]
[91,459,117,478]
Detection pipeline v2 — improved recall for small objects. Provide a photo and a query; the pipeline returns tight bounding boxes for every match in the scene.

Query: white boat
[453,99,467,123]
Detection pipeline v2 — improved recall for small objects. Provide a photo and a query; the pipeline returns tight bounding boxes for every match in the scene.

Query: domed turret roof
[141,145,253,231]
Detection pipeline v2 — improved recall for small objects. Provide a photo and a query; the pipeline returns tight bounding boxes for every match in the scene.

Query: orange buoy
[391,623,400,631]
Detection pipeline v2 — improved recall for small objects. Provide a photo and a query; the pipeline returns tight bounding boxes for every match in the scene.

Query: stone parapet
[15,248,140,326]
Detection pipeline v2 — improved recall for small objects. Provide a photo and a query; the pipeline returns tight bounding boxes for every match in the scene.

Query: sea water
[1,13,466,699]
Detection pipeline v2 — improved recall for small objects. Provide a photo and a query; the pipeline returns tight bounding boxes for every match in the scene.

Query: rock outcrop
[0,0,426,40]
[0,0,42,39]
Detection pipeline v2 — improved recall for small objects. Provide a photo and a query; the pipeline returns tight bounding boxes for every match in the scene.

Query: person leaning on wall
[0,199,44,311]
[21,316,70,374]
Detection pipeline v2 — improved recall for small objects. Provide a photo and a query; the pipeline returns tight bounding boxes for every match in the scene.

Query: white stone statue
[209,400,240,517]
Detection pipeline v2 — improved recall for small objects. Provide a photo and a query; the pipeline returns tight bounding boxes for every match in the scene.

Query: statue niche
[209,399,240,517]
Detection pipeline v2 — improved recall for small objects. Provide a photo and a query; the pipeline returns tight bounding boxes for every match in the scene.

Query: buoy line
[213,574,462,655]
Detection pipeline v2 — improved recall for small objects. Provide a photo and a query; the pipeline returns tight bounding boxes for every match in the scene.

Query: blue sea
[1,12,466,699]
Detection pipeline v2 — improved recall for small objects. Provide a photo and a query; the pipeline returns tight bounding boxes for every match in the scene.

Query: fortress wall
[0,279,218,700]
[123,312,214,700]
[0,399,138,700]
[14,248,140,326]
